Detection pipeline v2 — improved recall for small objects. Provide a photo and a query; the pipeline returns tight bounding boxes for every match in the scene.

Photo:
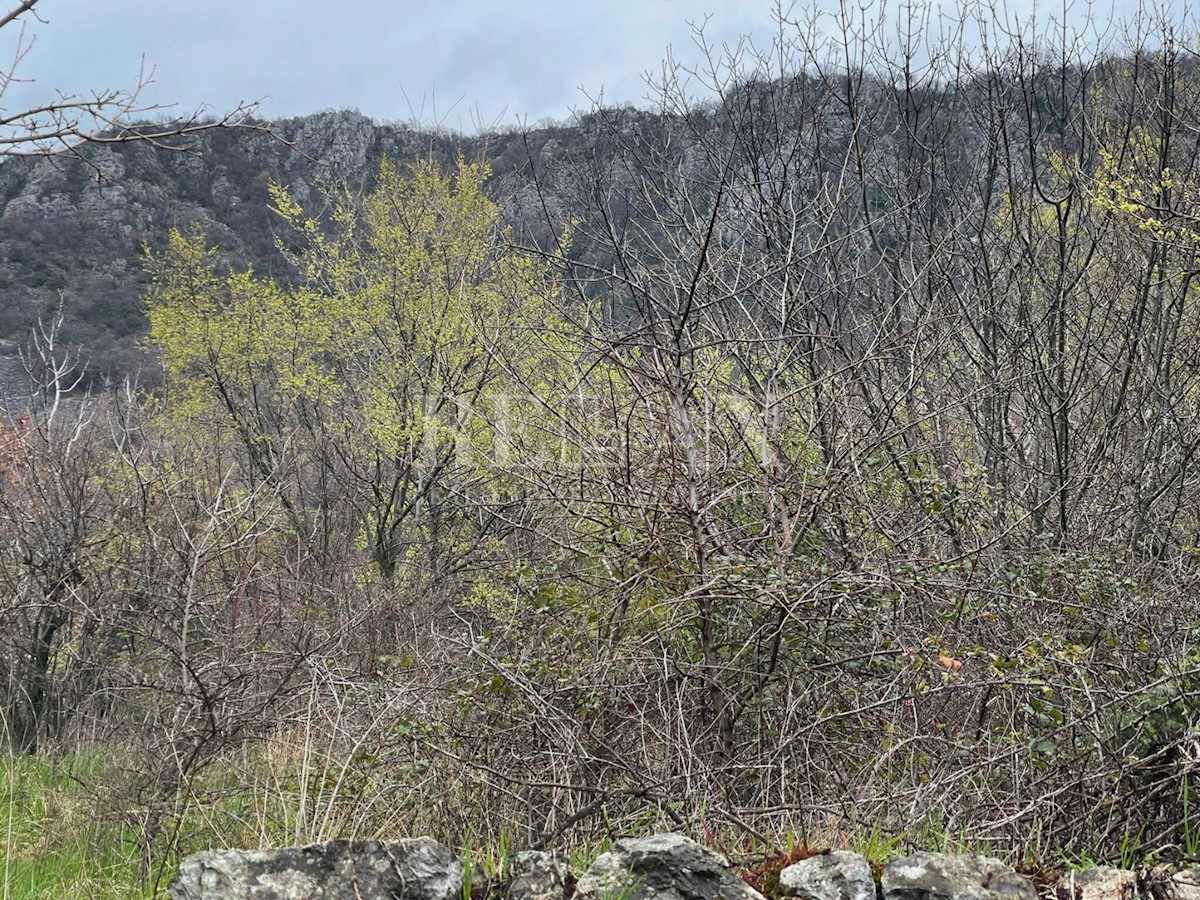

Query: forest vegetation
[6,4,1200,896]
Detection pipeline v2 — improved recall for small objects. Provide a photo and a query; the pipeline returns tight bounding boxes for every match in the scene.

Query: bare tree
[424,2,1200,855]
[0,0,263,168]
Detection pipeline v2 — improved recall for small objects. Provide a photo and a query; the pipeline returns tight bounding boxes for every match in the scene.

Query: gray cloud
[0,0,1188,133]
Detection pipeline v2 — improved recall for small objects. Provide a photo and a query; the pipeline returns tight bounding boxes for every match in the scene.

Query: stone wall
[169,832,1200,900]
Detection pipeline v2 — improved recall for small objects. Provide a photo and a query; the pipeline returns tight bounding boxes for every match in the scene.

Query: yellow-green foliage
[1089,128,1191,242]
[145,158,564,573]
[148,159,557,458]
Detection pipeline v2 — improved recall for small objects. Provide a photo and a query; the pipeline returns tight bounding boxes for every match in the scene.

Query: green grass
[1,752,148,899]
[0,726,487,897]
[847,821,908,867]
[4,735,1169,898]
[1183,775,1200,860]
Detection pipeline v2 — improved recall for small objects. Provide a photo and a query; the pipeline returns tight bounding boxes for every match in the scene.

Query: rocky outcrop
[882,852,1036,900]
[180,832,1200,900]
[169,837,463,900]
[573,833,765,900]
[1055,867,1138,900]
[0,111,464,380]
[505,850,573,900]
[779,850,875,900]
[1167,867,1200,900]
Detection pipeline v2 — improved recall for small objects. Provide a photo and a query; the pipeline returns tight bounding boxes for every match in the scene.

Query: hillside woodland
[6,10,1200,892]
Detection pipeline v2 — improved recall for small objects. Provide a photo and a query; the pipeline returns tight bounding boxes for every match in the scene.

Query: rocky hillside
[0,56,1118,384]
[0,108,601,380]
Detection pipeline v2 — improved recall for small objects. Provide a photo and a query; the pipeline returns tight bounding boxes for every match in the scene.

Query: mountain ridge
[0,107,598,379]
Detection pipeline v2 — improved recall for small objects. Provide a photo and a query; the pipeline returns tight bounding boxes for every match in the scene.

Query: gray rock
[1054,867,1137,900]
[505,849,572,900]
[882,852,1035,900]
[779,851,875,900]
[575,833,765,900]
[168,837,464,900]
[1170,867,1200,900]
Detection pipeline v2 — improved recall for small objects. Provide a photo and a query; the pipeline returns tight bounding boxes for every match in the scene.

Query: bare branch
[0,2,276,177]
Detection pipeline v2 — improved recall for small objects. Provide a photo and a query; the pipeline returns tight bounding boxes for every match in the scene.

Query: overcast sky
[0,0,1187,132]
